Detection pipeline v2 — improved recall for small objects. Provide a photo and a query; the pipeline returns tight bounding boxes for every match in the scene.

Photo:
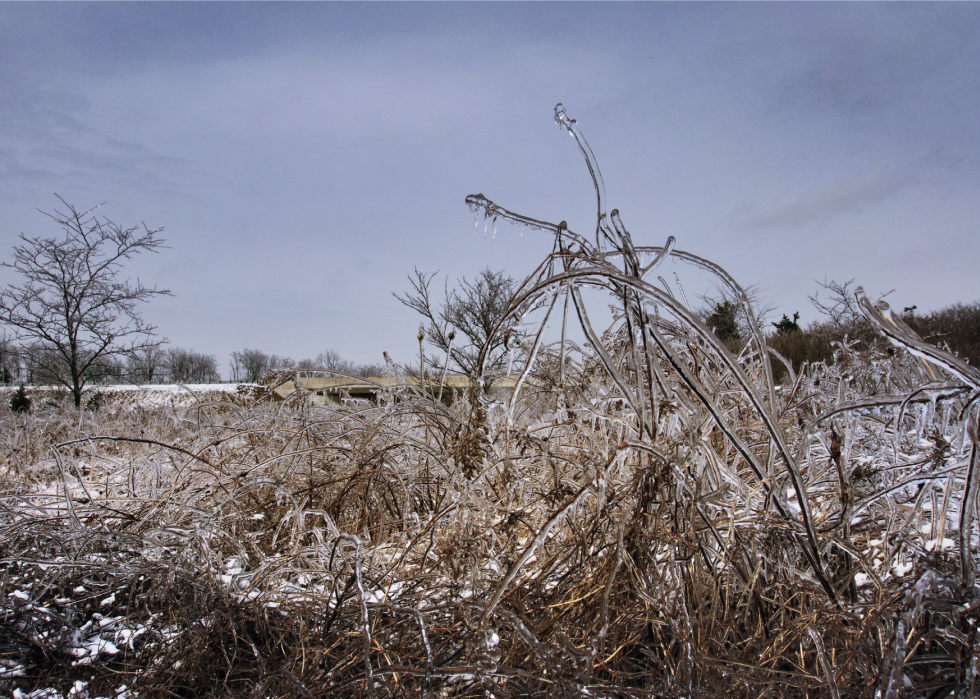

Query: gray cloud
[0,78,191,198]
[735,150,963,231]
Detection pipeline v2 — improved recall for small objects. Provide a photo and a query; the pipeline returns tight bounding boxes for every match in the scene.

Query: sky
[1,3,978,376]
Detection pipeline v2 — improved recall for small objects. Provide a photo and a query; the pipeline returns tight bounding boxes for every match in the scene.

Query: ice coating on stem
[640,236,675,276]
[554,103,608,233]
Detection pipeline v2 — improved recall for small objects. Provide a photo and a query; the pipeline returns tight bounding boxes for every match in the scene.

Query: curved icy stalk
[559,281,571,390]
[639,235,676,277]
[464,193,594,253]
[855,288,980,390]
[507,289,558,426]
[609,209,640,274]
[634,244,777,410]
[961,423,980,588]
[554,103,609,246]
[622,288,651,437]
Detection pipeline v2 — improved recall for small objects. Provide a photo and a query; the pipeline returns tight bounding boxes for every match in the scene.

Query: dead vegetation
[2,106,979,698]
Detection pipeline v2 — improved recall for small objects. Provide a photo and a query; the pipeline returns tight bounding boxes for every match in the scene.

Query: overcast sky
[1,3,978,375]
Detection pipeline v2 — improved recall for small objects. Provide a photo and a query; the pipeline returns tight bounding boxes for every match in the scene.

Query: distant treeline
[0,344,383,386]
[0,345,221,385]
[4,290,977,387]
[227,349,385,383]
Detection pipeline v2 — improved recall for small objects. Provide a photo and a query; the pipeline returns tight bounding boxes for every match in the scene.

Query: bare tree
[393,267,522,381]
[167,348,191,382]
[304,349,385,377]
[196,354,220,383]
[127,345,166,384]
[230,349,269,383]
[88,355,125,384]
[0,198,170,407]
[268,354,294,371]
[166,348,219,383]
[21,343,51,385]
[809,278,861,327]
[313,349,350,373]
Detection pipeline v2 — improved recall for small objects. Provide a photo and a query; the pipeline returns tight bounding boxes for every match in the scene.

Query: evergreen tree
[706,300,742,342]
[9,384,30,413]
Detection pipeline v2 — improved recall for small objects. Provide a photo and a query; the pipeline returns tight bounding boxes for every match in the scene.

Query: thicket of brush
[2,106,979,698]
[768,301,980,382]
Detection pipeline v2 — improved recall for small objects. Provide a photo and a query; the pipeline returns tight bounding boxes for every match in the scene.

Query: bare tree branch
[809,278,861,327]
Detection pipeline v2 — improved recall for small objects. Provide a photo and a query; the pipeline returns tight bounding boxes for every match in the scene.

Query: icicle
[673,272,691,309]
[468,200,482,235]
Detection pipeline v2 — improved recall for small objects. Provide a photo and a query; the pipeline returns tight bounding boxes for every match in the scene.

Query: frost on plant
[1,106,979,698]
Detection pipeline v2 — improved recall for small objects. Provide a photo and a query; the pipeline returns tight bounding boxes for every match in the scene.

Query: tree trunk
[71,371,83,409]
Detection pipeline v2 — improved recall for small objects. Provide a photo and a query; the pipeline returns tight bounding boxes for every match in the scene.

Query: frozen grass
[2,107,979,698]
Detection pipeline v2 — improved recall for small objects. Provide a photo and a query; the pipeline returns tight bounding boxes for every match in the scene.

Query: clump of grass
[2,106,979,698]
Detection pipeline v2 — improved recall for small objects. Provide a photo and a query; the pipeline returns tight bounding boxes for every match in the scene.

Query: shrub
[8,384,30,413]
[905,301,980,366]
[705,299,741,342]
[85,390,104,412]
[768,301,980,383]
